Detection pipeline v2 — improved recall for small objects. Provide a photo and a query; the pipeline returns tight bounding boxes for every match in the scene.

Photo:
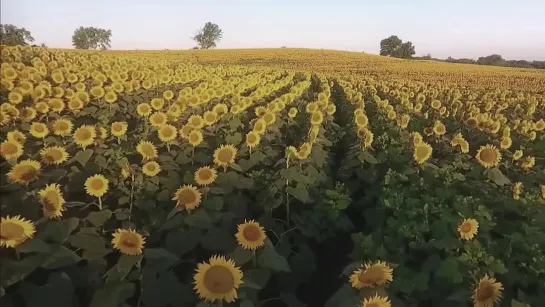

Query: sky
[2,0,545,61]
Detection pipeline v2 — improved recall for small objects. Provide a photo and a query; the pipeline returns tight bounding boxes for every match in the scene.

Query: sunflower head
[111,229,146,255]
[193,255,243,303]
[0,215,36,248]
[213,145,237,168]
[142,161,161,177]
[195,166,218,186]
[361,294,391,307]
[38,184,65,219]
[150,112,168,127]
[52,119,74,136]
[246,131,261,149]
[188,129,204,147]
[472,274,504,307]
[349,261,394,289]
[413,142,432,164]
[136,103,152,117]
[73,125,97,149]
[235,220,266,250]
[29,122,49,139]
[7,159,41,185]
[475,144,501,168]
[172,184,203,211]
[136,141,158,162]
[0,139,23,160]
[40,146,69,165]
[458,218,479,240]
[111,121,128,137]
[158,124,177,143]
[84,174,109,197]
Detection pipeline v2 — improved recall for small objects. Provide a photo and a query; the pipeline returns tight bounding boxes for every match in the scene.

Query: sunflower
[149,112,168,127]
[521,156,535,170]
[540,185,545,200]
[188,129,204,147]
[288,107,298,118]
[142,161,161,177]
[151,98,165,110]
[73,125,96,149]
[459,140,470,153]
[246,131,261,150]
[21,107,37,122]
[84,174,109,197]
[111,229,146,255]
[104,91,117,104]
[263,112,276,125]
[29,122,49,139]
[188,115,205,129]
[179,124,194,139]
[38,184,65,219]
[349,261,394,289]
[432,121,446,136]
[158,124,177,143]
[52,119,74,136]
[0,110,11,126]
[475,144,501,168]
[512,182,522,200]
[253,118,267,134]
[193,255,243,303]
[472,274,503,307]
[0,216,36,248]
[355,114,369,127]
[40,146,69,165]
[512,150,523,160]
[172,184,203,211]
[413,142,432,164]
[7,159,41,185]
[213,145,237,168]
[499,136,512,149]
[194,166,218,186]
[212,103,228,115]
[7,130,26,144]
[235,220,266,250]
[68,98,84,111]
[361,294,391,307]
[203,111,218,126]
[137,141,158,161]
[48,98,65,112]
[310,111,324,126]
[458,218,479,240]
[0,139,23,160]
[163,90,174,100]
[136,103,152,117]
[111,122,128,137]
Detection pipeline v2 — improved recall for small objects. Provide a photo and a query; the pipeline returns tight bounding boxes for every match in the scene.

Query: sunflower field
[0,46,544,307]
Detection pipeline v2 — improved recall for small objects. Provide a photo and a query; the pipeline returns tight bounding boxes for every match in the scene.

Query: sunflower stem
[252,250,257,267]
[98,196,103,210]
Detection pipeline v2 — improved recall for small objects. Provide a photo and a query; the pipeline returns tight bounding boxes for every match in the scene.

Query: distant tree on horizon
[72,26,112,50]
[0,24,35,46]
[192,22,223,50]
[379,35,416,59]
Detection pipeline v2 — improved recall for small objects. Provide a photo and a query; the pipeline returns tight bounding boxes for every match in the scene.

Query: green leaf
[41,246,81,270]
[203,196,224,211]
[43,168,67,178]
[228,246,254,266]
[184,209,213,229]
[21,272,75,307]
[107,255,142,283]
[16,238,51,254]
[243,268,271,290]
[200,227,237,252]
[435,257,463,283]
[38,218,79,244]
[118,196,129,205]
[143,248,179,268]
[165,229,202,257]
[240,300,255,307]
[229,163,244,172]
[74,149,94,167]
[142,270,194,306]
[257,238,291,272]
[287,186,309,203]
[86,210,112,227]
[69,228,105,250]
[114,208,131,220]
[325,284,360,307]
[89,281,135,307]
[280,292,306,307]
[485,168,511,186]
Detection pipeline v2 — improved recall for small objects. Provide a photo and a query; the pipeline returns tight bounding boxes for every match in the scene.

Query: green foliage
[0,24,34,46]
[71,26,112,50]
[192,22,223,49]
[379,35,416,59]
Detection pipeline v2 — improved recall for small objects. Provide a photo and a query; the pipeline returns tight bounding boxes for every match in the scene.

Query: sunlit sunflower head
[355,114,369,128]
[142,161,161,177]
[432,121,446,136]
[52,119,74,136]
[111,228,146,255]
[136,141,158,162]
[499,136,512,149]
[0,215,36,248]
[193,255,243,303]
[203,111,218,126]
[235,220,266,250]
[349,261,394,289]
[262,112,276,125]
[512,149,523,161]
[188,115,205,129]
[149,111,168,128]
[457,218,479,240]
[179,124,194,140]
[326,104,336,116]
[73,125,97,149]
[212,103,228,115]
[459,140,470,153]
[288,107,298,118]
[185,129,203,147]
[172,184,203,211]
[0,110,12,126]
[151,98,165,110]
[413,142,433,164]
[361,294,391,307]
[20,107,37,122]
[136,103,152,117]
[48,98,65,112]
[7,130,26,144]
[310,111,324,126]
[246,131,261,149]
[472,274,504,307]
[158,124,177,143]
[104,91,117,104]
[40,146,69,165]
[29,122,49,139]
[475,144,501,168]
[68,98,84,111]
[213,144,237,168]
[38,184,65,219]
[7,159,41,185]
[521,156,535,170]
[194,166,218,186]
[110,121,128,137]
[84,174,109,197]
[0,139,23,160]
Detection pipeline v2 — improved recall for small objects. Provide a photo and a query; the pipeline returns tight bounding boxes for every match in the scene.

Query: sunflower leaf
[86,210,112,227]
[257,238,291,272]
[228,246,254,266]
[73,149,94,167]
[485,167,511,186]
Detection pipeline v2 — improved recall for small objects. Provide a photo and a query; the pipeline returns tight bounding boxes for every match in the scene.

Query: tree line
[1,23,542,70]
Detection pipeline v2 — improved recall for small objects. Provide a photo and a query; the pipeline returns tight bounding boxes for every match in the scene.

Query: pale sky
[2,0,545,60]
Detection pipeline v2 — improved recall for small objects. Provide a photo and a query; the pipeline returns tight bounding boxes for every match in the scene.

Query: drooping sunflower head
[0,139,23,160]
[84,174,109,197]
[111,121,128,137]
[193,255,243,303]
[213,145,237,168]
[158,124,177,143]
[0,215,36,248]
[472,274,503,307]
[246,131,261,149]
[361,294,392,307]
[73,125,97,149]
[172,184,203,211]
[349,261,394,289]
[29,122,49,139]
[235,220,266,250]
[7,159,41,185]
[142,161,161,177]
[38,184,65,219]
[52,119,74,136]
[40,146,69,165]
[136,103,152,117]
[111,228,146,255]
[413,142,432,164]
[475,144,501,168]
[194,166,218,186]
[457,218,479,240]
[136,141,158,162]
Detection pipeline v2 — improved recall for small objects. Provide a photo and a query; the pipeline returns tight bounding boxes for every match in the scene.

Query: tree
[192,22,223,50]
[393,41,416,59]
[379,35,402,56]
[477,54,505,66]
[72,26,112,50]
[0,24,34,46]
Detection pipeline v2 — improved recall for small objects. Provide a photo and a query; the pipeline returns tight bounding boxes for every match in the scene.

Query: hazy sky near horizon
[2,0,545,60]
